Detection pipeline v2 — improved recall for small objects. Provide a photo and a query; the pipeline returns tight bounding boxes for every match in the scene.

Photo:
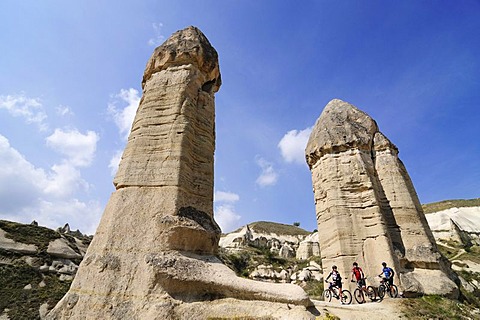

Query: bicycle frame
[327,282,341,297]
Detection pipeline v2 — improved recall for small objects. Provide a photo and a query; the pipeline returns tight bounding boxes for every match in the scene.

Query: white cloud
[148,22,166,46]
[0,93,48,131]
[255,156,278,187]
[215,204,241,233]
[33,199,102,235]
[46,128,99,167]
[214,190,241,233]
[108,149,123,176]
[1,199,102,236]
[108,88,140,141]
[214,190,240,203]
[278,126,312,165]
[0,135,100,234]
[0,135,50,210]
[56,105,74,116]
[43,162,89,198]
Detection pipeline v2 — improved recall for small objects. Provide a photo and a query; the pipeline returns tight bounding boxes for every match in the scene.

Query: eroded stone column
[305,99,398,287]
[48,26,315,320]
[306,99,458,297]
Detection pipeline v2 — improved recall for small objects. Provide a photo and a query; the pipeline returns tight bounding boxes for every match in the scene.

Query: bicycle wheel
[366,286,377,301]
[341,289,352,305]
[378,284,386,300]
[389,285,398,298]
[323,289,332,302]
[354,288,364,304]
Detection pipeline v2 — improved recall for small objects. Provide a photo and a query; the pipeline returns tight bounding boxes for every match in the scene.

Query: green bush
[302,280,324,300]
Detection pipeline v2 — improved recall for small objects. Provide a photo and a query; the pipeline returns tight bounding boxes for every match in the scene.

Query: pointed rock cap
[305,99,378,168]
[373,131,398,153]
[142,26,221,91]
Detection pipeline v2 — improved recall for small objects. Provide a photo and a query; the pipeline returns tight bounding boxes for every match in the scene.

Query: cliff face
[305,99,458,298]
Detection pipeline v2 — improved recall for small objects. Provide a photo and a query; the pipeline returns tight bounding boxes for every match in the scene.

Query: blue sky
[0,1,479,235]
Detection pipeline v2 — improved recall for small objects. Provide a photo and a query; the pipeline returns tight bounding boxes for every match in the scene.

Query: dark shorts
[357,278,366,287]
[335,280,342,288]
[386,277,393,286]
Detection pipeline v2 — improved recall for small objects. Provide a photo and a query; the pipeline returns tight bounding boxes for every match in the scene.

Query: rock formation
[426,206,480,246]
[0,220,90,319]
[219,222,315,259]
[296,232,320,260]
[305,99,458,298]
[48,27,315,319]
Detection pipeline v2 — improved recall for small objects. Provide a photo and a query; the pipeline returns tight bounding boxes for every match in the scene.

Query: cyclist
[325,265,343,302]
[351,262,366,303]
[378,262,395,291]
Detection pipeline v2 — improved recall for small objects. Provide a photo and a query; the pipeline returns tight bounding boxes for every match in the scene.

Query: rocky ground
[0,220,91,319]
[1,199,480,319]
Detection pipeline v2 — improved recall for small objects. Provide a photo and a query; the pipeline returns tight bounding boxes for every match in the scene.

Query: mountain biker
[378,262,395,287]
[325,265,343,301]
[351,262,366,303]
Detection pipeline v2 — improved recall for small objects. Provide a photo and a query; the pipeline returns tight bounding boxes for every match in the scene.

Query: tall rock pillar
[306,99,458,298]
[112,25,222,254]
[305,99,398,285]
[48,26,315,320]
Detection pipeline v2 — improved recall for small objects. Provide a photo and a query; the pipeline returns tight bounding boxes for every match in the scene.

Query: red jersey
[352,266,363,281]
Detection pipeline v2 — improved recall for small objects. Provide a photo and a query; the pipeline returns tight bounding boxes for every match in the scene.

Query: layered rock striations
[305,99,458,297]
[48,27,314,319]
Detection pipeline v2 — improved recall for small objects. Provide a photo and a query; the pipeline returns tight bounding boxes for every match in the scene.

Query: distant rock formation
[426,206,480,246]
[0,220,91,281]
[57,223,70,234]
[296,233,320,260]
[219,222,317,259]
[305,99,458,298]
[48,27,315,319]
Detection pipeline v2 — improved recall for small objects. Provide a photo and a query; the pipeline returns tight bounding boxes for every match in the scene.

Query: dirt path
[312,298,404,319]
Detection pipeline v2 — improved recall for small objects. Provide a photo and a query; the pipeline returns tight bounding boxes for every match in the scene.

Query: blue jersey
[382,266,394,279]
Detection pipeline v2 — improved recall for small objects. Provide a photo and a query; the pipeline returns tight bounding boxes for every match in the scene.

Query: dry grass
[422,198,480,214]
[243,221,312,236]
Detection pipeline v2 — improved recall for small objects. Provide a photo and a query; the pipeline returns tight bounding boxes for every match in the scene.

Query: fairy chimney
[305,99,458,298]
[48,26,315,320]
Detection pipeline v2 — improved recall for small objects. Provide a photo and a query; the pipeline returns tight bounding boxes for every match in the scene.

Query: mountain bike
[323,281,352,305]
[352,278,377,303]
[377,276,398,299]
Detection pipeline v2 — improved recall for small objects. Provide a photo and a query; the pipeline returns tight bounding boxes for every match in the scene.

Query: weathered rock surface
[47,238,83,260]
[0,221,87,277]
[47,26,315,319]
[0,228,37,254]
[296,232,320,260]
[219,222,316,259]
[305,99,458,298]
[426,206,480,246]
